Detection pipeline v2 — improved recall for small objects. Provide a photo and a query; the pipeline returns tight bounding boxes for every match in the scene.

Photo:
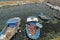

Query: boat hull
[39,16,51,21]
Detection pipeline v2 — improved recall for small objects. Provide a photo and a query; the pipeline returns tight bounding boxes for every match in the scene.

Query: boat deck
[4,27,16,40]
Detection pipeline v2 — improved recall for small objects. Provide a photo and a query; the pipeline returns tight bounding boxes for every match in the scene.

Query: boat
[38,12,51,22]
[0,17,21,40]
[54,14,60,20]
[26,16,43,39]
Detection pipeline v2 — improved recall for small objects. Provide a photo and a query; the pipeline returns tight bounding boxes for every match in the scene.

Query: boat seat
[9,25,16,28]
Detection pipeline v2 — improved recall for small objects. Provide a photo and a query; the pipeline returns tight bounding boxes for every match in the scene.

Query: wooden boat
[26,16,43,39]
[38,13,51,22]
[0,17,21,40]
[54,15,60,20]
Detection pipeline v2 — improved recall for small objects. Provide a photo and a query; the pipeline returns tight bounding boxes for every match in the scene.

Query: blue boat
[26,16,43,39]
[0,17,21,40]
[38,12,51,21]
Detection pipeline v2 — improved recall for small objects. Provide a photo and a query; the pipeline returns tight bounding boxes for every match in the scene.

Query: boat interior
[3,23,17,40]
[27,21,39,36]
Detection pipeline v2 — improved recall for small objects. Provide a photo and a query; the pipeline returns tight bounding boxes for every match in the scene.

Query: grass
[0,3,60,40]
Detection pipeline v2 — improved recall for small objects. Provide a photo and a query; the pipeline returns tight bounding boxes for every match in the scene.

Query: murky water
[0,3,60,40]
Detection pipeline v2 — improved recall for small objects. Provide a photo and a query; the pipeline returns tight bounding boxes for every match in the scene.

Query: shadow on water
[40,21,60,37]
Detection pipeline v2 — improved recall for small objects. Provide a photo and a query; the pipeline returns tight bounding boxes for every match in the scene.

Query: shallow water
[0,3,60,40]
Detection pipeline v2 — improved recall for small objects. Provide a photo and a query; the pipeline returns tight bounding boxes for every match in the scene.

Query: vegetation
[0,3,60,40]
